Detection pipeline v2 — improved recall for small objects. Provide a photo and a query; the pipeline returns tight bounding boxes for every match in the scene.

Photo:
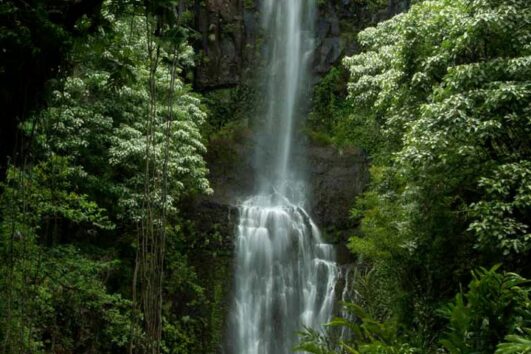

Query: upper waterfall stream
[228,0,339,353]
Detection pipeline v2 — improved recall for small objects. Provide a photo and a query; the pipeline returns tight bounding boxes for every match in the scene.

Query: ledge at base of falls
[181,133,369,258]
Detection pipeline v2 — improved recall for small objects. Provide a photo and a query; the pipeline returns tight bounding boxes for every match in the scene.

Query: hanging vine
[131,4,183,352]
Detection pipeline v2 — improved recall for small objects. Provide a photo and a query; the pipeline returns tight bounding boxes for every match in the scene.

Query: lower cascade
[230,194,338,353]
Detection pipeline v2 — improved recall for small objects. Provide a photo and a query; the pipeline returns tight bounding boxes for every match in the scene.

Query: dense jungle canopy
[0,0,529,353]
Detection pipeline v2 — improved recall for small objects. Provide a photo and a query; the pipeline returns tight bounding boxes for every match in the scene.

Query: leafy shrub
[440,265,531,354]
[295,302,419,354]
[495,329,531,354]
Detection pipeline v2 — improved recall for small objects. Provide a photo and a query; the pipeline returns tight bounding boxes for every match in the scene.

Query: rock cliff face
[192,0,253,89]
[313,0,410,74]
[306,144,369,236]
[192,0,410,89]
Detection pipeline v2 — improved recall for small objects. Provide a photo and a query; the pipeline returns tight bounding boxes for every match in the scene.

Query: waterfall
[228,1,339,353]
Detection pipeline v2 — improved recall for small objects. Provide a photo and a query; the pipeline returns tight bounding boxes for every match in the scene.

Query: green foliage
[202,84,257,135]
[344,0,531,255]
[0,1,214,352]
[30,246,136,352]
[310,66,349,132]
[159,226,209,353]
[295,327,337,354]
[317,0,388,13]
[308,65,384,154]
[1,157,113,235]
[469,162,531,255]
[295,303,419,354]
[28,10,211,223]
[440,265,531,354]
[338,0,531,350]
[495,329,531,354]
[0,150,136,353]
[0,223,137,352]
[0,0,106,172]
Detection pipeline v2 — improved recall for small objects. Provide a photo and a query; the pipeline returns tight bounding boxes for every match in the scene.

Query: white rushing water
[231,194,338,353]
[229,0,339,353]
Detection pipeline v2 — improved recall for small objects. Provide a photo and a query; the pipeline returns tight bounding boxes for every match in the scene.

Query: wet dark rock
[191,0,411,89]
[306,145,369,237]
[317,37,342,73]
[192,0,258,89]
[183,135,369,252]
